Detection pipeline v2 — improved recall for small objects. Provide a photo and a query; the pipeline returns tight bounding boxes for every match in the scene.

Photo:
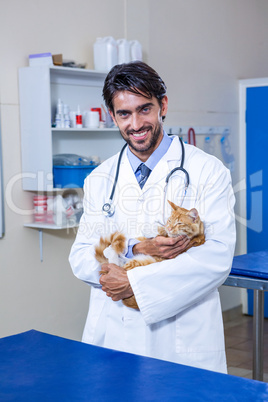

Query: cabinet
[19,65,124,192]
[239,78,268,315]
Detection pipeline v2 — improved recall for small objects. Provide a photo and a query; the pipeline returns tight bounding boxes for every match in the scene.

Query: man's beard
[119,121,162,154]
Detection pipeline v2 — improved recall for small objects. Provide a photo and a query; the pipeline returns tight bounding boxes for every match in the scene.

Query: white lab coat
[69,136,236,373]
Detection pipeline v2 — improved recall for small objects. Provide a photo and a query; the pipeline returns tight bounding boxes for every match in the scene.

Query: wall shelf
[18,65,124,192]
[51,127,118,132]
[24,222,79,262]
[24,222,78,230]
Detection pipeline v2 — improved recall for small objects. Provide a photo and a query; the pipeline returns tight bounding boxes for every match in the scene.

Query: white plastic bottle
[117,39,130,64]
[93,37,106,71]
[76,105,83,128]
[93,37,118,72]
[105,37,118,71]
[64,114,71,128]
[55,114,61,128]
[56,98,63,115]
[130,40,142,61]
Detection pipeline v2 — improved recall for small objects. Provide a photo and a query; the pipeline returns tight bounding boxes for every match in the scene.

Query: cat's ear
[168,200,178,210]
[188,208,199,222]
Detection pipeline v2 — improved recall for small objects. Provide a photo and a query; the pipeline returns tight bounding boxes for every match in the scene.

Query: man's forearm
[133,236,190,259]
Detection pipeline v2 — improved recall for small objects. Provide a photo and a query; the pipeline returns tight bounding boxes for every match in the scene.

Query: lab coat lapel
[119,152,140,189]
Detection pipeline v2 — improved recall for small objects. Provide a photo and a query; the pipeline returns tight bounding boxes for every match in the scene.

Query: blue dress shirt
[127,131,172,182]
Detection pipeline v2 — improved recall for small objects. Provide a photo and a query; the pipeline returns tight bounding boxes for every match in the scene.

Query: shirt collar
[127,130,173,173]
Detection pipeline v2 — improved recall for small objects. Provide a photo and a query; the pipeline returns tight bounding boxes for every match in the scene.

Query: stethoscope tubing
[102,136,189,219]
[109,143,127,201]
[165,137,189,188]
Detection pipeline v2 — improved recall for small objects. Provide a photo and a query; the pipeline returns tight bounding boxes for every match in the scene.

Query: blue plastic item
[53,165,97,188]
[246,86,268,316]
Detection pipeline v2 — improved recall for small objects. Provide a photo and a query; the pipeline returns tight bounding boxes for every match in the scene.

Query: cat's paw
[157,226,168,237]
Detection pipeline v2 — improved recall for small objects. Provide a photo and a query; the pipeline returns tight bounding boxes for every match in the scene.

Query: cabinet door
[246,85,268,315]
[246,86,268,251]
[19,67,52,191]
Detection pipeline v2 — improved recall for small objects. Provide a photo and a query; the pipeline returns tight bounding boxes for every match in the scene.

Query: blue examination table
[0,329,268,401]
[224,249,268,382]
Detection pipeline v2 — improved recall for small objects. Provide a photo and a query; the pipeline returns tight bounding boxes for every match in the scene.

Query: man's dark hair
[102,61,167,115]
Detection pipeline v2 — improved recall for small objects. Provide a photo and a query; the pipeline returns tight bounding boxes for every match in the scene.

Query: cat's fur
[95,200,205,309]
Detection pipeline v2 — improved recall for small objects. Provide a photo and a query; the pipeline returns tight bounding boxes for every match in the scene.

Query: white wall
[146,0,268,311]
[0,0,130,341]
[1,0,268,340]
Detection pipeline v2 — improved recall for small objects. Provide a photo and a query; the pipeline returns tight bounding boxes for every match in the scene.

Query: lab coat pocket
[82,288,106,344]
[175,290,225,354]
[122,307,147,356]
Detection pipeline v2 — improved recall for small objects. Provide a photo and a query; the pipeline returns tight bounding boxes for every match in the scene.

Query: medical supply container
[53,165,97,188]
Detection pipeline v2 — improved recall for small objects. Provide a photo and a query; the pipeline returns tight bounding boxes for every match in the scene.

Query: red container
[33,195,47,222]
[91,107,102,121]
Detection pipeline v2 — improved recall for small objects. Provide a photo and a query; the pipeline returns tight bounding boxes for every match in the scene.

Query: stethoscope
[102,137,190,220]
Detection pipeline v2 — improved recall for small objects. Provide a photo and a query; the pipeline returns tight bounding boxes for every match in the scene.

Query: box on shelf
[53,165,97,188]
[29,53,53,67]
[52,54,63,66]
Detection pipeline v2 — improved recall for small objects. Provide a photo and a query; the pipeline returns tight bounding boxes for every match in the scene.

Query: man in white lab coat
[69,62,236,373]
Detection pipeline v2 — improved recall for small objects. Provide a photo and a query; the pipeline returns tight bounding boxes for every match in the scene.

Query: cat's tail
[95,231,126,265]
[95,235,111,264]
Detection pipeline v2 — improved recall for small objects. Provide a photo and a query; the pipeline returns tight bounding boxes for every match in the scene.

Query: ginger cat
[95,201,205,310]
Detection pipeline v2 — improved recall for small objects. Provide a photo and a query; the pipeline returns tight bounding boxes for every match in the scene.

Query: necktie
[137,163,151,189]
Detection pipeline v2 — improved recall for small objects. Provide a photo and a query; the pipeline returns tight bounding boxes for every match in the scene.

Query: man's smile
[128,127,152,141]
[131,130,148,139]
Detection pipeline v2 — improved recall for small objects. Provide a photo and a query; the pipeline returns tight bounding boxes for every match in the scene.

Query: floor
[224,312,268,382]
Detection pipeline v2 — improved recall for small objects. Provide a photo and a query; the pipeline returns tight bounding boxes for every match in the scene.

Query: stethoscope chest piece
[102,202,115,217]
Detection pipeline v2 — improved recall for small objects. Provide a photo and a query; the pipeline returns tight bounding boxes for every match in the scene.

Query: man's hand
[133,235,190,259]
[99,263,134,301]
